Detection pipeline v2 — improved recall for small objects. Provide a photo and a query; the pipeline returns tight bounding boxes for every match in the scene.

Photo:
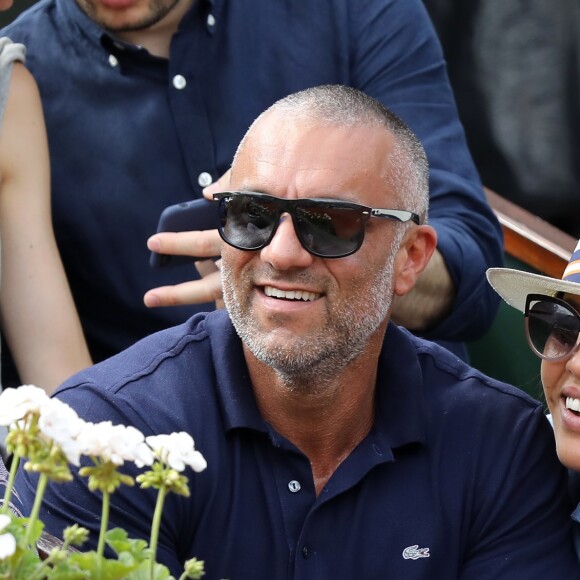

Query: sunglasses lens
[295,205,364,257]
[218,194,367,258]
[218,195,278,250]
[527,300,580,360]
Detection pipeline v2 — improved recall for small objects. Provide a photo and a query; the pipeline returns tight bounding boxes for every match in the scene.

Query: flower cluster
[0,385,206,579]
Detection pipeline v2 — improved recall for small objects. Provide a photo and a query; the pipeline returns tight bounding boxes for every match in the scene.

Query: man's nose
[259,214,314,270]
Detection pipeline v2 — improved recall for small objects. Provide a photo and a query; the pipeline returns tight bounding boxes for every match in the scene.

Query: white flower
[76,421,153,467]
[107,425,154,468]
[38,398,86,466]
[75,421,116,461]
[146,432,207,473]
[0,385,50,426]
[0,514,15,560]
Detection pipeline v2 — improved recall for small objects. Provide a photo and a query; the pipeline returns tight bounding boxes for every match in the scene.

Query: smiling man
[12,86,578,578]
[1,0,504,391]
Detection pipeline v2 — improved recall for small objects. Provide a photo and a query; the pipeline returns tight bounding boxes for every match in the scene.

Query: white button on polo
[172,75,187,90]
[288,480,301,493]
[197,172,213,187]
[207,13,216,27]
[108,54,119,68]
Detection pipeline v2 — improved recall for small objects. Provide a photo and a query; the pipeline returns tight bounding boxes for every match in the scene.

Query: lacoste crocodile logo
[402,545,430,560]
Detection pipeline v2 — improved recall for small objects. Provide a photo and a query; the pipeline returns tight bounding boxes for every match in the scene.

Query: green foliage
[0,391,206,579]
[136,463,190,497]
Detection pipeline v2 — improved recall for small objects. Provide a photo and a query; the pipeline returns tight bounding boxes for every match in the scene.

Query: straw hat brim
[486,267,580,314]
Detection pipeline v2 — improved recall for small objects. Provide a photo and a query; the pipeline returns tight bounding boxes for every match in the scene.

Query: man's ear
[393,225,437,297]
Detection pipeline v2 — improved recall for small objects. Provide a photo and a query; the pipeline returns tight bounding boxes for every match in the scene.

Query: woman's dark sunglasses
[525,293,580,361]
[213,191,420,259]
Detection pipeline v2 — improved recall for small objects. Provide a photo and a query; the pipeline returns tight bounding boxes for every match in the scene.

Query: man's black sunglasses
[525,293,580,361]
[213,191,420,259]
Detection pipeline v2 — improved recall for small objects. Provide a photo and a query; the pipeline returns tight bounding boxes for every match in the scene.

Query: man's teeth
[264,286,320,301]
[566,397,580,412]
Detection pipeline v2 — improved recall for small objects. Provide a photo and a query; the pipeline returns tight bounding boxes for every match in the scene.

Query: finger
[203,168,232,198]
[195,258,219,278]
[144,270,223,308]
[147,229,222,258]
[195,260,225,308]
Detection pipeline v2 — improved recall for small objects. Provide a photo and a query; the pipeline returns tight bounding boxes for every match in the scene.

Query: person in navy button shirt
[12,86,578,578]
[0,0,502,387]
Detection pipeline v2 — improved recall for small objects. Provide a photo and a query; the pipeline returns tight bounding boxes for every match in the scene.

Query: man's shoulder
[50,311,236,435]
[408,328,544,415]
[58,311,228,397]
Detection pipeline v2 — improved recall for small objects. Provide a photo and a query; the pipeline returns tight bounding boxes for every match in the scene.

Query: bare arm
[0,64,92,393]
[390,248,455,331]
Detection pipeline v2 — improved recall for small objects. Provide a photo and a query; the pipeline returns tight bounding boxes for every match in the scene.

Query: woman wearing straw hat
[488,241,580,559]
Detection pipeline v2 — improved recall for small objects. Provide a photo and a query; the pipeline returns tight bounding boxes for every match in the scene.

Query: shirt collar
[207,309,267,433]
[207,310,427,453]
[373,323,427,452]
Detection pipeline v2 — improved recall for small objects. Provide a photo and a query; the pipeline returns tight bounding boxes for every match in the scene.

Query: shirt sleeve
[350,0,503,341]
[459,406,578,578]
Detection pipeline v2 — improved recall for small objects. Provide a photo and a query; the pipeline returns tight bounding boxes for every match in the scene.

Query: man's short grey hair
[234,85,429,221]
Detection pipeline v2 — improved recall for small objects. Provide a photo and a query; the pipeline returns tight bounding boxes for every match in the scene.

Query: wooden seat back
[468,189,576,394]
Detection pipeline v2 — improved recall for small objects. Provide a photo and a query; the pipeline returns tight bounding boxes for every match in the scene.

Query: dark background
[0,0,36,27]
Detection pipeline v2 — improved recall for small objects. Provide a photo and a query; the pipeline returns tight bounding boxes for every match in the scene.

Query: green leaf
[44,559,91,580]
[106,528,151,562]
[8,516,44,547]
[125,559,175,580]
[67,550,140,579]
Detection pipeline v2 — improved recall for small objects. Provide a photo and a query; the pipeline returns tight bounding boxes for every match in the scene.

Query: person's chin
[555,428,580,472]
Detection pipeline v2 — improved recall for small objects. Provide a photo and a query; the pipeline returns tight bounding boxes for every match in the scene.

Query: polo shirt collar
[207,310,267,433]
[373,323,427,453]
[207,310,427,454]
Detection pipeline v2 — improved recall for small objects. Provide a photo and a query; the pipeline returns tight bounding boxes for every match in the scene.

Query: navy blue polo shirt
[1,0,502,383]
[13,310,578,578]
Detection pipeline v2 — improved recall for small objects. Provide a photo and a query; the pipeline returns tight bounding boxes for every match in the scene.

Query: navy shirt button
[288,480,301,493]
[302,545,310,558]
[172,75,187,90]
[108,54,119,68]
[207,13,216,27]
[197,172,213,187]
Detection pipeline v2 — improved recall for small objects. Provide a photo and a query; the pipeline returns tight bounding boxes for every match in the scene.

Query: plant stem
[97,490,110,560]
[25,472,47,546]
[1,453,20,515]
[149,483,167,580]
[26,557,52,580]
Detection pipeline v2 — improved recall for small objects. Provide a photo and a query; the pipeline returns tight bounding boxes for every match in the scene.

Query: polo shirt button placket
[172,75,187,90]
[197,172,213,188]
[288,480,301,493]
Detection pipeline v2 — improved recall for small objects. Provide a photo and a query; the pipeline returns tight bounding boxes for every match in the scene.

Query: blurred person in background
[0,13,90,394]
[1,0,503,389]
[424,0,580,236]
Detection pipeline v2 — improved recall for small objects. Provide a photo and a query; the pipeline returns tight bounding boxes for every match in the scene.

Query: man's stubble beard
[76,0,181,32]
[221,245,398,394]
